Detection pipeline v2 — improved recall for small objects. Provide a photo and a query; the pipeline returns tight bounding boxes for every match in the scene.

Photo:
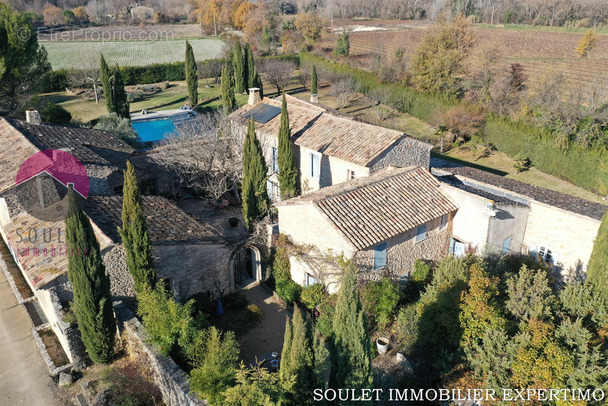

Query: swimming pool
[132,118,178,143]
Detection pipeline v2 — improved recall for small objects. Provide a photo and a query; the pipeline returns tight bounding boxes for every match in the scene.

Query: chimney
[310,94,318,103]
[248,88,261,106]
[26,108,41,125]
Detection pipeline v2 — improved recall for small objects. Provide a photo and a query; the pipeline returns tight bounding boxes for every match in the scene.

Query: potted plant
[376,337,390,355]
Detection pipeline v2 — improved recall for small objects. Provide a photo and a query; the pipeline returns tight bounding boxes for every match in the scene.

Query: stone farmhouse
[276,166,458,293]
[0,115,246,363]
[231,93,607,290]
[432,160,607,280]
[229,93,432,200]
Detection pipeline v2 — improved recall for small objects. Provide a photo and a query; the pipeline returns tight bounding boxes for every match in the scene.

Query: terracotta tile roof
[294,113,403,166]
[4,118,134,167]
[85,195,219,244]
[436,174,529,207]
[228,95,324,142]
[279,166,457,250]
[0,118,40,194]
[229,95,429,167]
[2,211,69,289]
[432,159,608,220]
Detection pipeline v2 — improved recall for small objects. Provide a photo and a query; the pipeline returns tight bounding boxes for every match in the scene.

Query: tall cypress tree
[277,93,299,199]
[280,306,315,405]
[253,66,264,100]
[232,41,246,94]
[65,187,116,364]
[119,161,156,295]
[185,40,198,105]
[311,65,318,95]
[245,43,255,89]
[241,118,268,229]
[112,65,129,119]
[100,54,114,114]
[221,61,236,113]
[279,316,293,385]
[588,209,608,296]
[329,263,372,400]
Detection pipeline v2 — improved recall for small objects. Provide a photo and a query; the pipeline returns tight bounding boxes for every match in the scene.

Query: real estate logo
[15,149,89,222]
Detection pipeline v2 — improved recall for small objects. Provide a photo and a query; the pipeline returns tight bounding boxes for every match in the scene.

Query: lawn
[45,80,248,123]
[43,38,226,70]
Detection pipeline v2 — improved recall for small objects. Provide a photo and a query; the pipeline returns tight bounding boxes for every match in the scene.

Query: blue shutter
[311,153,320,179]
[416,224,427,242]
[502,237,512,254]
[374,243,387,270]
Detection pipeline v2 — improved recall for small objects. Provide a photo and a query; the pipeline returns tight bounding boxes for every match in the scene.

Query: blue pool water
[132,118,178,142]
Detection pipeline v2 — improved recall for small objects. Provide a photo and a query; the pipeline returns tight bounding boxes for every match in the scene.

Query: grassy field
[45,80,247,123]
[42,38,226,70]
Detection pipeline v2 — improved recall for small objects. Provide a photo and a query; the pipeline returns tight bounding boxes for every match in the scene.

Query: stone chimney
[248,88,261,106]
[26,108,41,125]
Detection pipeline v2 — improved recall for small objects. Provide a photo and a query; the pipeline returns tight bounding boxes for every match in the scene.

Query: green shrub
[316,294,336,338]
[93,113,137,143]
[360,277,400,329]
[41,102,72,124]
[300,283,325,310]
[403,259,432,303]
[333,32,350,57]
[513,155,532,173]
[276,279,302,304]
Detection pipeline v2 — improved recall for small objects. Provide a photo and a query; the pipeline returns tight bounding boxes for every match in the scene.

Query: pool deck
[130,109,194,122]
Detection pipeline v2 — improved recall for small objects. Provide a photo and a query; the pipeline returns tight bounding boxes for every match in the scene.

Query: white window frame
[309,152,321,180]
[347,169,356,180]
[306,273,318,287]
[531,244,559,265]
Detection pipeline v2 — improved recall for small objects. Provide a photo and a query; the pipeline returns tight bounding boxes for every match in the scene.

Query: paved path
[238,284,292,364]
[0,263,66,406]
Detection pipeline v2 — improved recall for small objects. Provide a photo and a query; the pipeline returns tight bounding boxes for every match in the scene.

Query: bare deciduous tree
[66,54,101,103]
[259,59,296,94]
[329,77,358,109]
[150,113,245,200]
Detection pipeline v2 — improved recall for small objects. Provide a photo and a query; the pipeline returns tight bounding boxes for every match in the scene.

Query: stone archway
[229,245,262,291]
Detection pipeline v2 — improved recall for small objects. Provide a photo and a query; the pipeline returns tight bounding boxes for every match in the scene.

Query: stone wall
[355,214,453,280]
[370,137,432,172]
[522,201,600,280]
[114,302,206,406]
[152,243,232,301]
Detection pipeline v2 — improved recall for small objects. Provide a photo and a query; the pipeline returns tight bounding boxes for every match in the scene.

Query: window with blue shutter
[502,237,512,254]
[416,224,427,242]
[374,242,387,270]
[272,147,279,172]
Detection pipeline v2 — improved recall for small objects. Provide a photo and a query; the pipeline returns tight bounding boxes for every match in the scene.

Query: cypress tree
[253,66,264,100]
[241,118,268,229]
[65,187,116,364]
[279,316,293,386]
[311,65,318,95]
[119,161,156,295]
[185,40,198,105]
[285,307,315,405]
[221,61,236,113]
[112,65,130,119]
[232,41,246,94]
[277,93,299,199]
[587,209,608,296]
[100,54,115,114]
[329,263,372,400]
[245,43,255,89]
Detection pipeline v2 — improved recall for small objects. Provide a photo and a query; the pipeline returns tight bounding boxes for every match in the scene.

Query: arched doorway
[230,245,262,290]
